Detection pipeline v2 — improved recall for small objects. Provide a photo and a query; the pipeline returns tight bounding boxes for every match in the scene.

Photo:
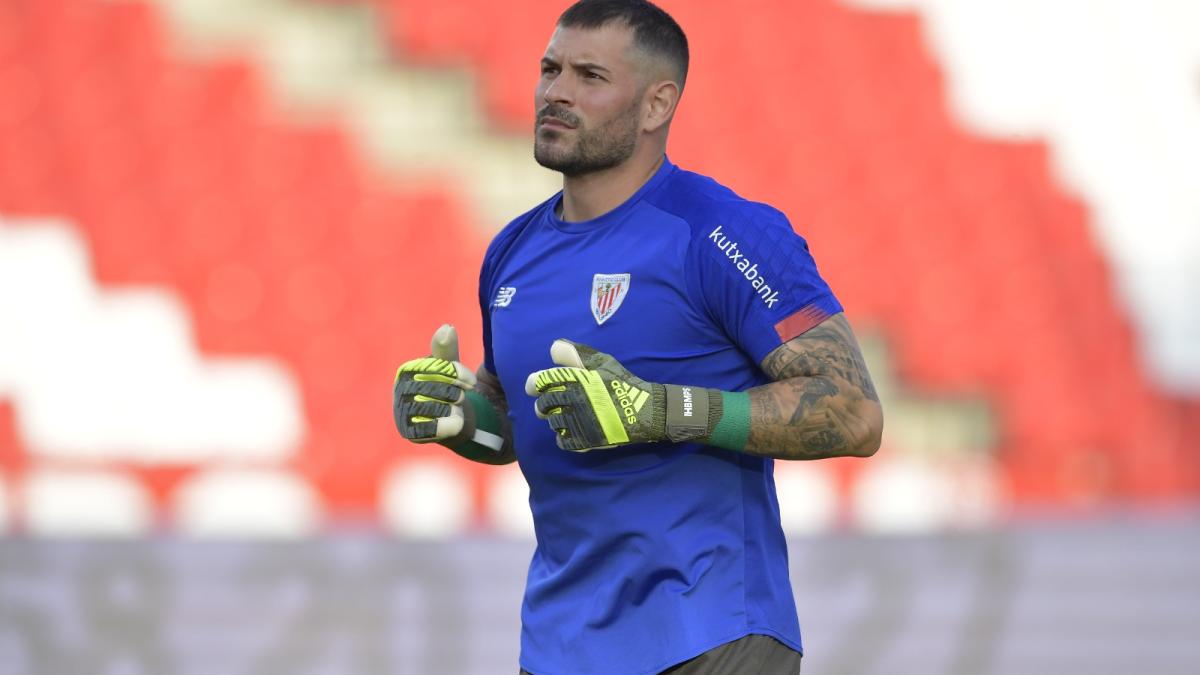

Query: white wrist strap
[472,428,505,452]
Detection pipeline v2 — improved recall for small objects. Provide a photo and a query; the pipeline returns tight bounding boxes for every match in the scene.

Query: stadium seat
[0,0,494,521]
[366,0,1198,502]
[1,0,1194,529]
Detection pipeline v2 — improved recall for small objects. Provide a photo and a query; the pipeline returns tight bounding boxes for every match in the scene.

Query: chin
[535,145,571,167]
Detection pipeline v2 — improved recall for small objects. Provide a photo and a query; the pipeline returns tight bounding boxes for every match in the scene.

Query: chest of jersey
[486,217,746,474]
[487,220,732,386]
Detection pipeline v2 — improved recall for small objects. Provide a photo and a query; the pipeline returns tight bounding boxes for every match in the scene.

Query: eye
[584,71,603,80]
[541,64,559,76]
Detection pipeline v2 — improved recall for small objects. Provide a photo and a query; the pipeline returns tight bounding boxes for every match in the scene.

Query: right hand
[393,324,477,445]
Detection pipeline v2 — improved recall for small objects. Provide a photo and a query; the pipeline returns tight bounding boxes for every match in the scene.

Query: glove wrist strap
[662,386,751,451]
[662,384,712,442]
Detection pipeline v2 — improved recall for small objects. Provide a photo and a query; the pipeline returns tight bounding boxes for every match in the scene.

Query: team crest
[591,273,630,325]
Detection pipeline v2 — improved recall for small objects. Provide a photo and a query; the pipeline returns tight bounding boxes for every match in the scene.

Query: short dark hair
[558,0,689,88]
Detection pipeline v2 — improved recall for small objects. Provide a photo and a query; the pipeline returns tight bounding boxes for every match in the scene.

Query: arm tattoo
[746,314,883,460]
[759,314,879,401]
[475,366,517,464]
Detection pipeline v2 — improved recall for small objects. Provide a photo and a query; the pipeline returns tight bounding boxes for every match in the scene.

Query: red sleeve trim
[774,304,832,342]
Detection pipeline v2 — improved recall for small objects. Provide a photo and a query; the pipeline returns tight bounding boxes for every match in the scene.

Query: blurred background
[0,0,1198,673]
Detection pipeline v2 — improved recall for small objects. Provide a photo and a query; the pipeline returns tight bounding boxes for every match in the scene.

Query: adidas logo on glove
[610,380,649,424]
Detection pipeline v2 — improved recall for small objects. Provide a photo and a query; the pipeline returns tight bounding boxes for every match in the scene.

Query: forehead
[543,23,637,69]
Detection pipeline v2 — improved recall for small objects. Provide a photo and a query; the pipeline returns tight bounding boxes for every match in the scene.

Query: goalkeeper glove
[524,339,750,452]
[393,324,506,460]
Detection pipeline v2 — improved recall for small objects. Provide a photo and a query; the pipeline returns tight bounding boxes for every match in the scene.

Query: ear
[642,79,681,133]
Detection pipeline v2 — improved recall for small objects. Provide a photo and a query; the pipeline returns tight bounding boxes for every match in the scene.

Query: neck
[559,147,666,222]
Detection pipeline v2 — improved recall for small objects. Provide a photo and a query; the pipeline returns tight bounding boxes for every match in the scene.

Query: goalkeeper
[393,1,883,673]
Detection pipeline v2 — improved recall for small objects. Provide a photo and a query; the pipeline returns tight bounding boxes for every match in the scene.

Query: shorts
[520,633,802,675]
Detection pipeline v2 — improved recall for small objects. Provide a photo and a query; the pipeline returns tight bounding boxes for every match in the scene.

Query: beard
[534,101,640,177]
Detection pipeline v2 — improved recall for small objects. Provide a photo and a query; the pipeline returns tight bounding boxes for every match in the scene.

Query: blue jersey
[480,158,842,675]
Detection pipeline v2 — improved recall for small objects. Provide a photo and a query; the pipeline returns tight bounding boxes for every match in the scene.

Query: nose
[540,72,573,108]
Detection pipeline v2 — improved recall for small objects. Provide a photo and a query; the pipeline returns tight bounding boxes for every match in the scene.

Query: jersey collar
[546,156,677,234]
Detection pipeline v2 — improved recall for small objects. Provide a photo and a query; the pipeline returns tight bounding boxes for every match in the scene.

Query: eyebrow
[541,56,612,74]
[572,61,611,74]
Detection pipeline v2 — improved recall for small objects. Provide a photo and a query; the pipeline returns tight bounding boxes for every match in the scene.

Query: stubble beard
[534,101,641,178]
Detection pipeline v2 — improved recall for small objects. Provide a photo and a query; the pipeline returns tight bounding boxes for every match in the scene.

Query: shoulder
[650,166,798,247]
[648,168,805,282]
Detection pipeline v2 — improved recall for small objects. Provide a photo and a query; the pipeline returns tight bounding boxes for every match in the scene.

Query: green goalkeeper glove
[524,339,751,453]
[393,324,506,460]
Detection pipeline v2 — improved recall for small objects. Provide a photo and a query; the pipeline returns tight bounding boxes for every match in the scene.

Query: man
[393,1,883,673]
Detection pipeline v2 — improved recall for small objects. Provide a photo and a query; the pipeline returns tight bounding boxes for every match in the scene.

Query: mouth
[538,116,575,131]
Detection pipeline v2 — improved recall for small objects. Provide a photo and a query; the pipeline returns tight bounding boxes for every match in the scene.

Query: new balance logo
[493,286,517,308]
[708,225,780,309]
[610,380,649,425]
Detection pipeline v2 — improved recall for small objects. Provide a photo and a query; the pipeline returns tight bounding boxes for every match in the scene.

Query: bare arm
[744,313,883,460]
[473,366,517,465]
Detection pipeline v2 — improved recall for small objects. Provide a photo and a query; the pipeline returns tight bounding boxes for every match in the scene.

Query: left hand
[524,340,667,452]
[393,324,478,446]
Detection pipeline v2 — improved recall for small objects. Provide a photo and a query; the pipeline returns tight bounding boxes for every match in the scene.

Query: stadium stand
[369,0,1200,503]
[0,0,494,530]
[1,2,1198,673]
[0,0,1196,542]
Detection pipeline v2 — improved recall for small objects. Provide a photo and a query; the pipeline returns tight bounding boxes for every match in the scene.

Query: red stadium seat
[1,0,1194,524]
[0,0,497,520]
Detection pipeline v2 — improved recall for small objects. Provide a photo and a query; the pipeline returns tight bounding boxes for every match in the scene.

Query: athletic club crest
[591,273,630,325]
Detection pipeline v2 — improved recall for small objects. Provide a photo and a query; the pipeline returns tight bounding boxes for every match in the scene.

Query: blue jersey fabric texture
[480,158,842,675]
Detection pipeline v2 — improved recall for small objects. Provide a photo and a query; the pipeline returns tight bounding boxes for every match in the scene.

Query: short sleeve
[687,205,842,365]
[479,280,495,374]
[479,242,499,374]
[477,210,539,375]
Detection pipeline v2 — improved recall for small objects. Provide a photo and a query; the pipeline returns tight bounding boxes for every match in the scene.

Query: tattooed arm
[744,313,883,460]
[521,314,879,458]
[473,366,518,464]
